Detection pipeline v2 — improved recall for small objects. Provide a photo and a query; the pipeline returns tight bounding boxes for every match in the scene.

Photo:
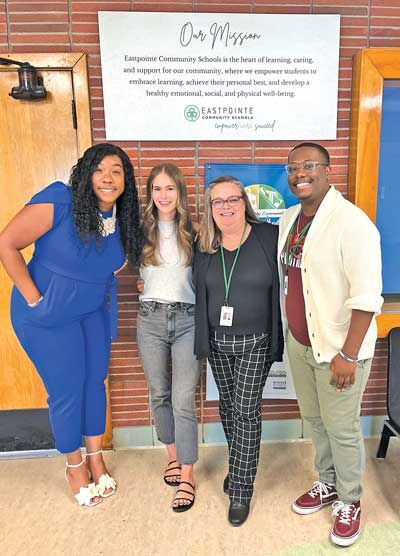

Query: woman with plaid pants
[194,176,283,526]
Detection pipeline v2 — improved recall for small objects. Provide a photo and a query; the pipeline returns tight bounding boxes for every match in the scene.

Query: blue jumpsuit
[11,182,125,454]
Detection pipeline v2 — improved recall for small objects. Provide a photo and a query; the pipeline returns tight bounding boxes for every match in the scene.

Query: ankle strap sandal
[65,459,101,507]
[86,450,117,498]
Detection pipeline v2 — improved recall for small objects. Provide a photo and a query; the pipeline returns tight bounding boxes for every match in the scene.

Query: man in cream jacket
[278,142,382,547]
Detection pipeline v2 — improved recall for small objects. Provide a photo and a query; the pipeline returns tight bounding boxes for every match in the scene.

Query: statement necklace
[100,204,116,237]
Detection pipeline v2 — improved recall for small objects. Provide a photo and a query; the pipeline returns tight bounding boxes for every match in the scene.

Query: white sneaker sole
[331,529,360,547]
[292,500,334,515]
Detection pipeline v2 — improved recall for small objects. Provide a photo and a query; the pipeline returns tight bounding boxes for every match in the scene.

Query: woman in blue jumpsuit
[0,143,141,507]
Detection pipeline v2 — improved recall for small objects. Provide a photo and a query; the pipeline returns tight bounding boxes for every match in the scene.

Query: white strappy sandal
[65,460,102,507]
[86,449,117,498]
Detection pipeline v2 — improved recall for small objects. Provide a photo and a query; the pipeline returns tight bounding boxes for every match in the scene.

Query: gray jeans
[136,301,200,464]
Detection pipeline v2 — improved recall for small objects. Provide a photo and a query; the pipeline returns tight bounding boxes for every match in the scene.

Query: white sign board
[99,12,340,141]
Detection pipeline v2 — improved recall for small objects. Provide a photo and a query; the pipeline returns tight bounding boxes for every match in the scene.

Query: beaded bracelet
[339,350,358,364]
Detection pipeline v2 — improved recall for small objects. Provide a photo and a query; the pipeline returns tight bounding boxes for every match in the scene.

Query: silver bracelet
[339,350,358,364]
[27,295,43,308]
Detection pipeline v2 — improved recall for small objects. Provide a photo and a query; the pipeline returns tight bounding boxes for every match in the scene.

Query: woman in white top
[137,163,199,512]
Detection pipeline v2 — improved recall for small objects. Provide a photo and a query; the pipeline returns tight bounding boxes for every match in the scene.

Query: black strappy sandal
[163,460,181,487]
[172,481,195,513]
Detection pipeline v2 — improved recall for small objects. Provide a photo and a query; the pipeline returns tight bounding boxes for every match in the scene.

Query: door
[0,53,92,450]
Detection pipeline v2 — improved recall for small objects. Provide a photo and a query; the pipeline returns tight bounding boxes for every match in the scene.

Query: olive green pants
[287,331,372,504]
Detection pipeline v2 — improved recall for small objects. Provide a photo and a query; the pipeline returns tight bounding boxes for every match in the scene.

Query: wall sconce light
[0,57,47,100]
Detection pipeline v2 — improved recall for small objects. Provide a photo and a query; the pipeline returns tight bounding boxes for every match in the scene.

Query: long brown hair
[198,176,259,254]
[140,163,194,266]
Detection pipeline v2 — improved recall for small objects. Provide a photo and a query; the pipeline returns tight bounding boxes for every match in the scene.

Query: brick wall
[1,0,398,430]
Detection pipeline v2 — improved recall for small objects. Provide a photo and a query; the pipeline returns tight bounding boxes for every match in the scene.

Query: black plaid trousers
[208,331,272,504]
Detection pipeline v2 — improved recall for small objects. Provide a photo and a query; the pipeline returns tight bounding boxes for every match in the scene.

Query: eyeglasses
[285,161,328,175]
[210,195,243,209]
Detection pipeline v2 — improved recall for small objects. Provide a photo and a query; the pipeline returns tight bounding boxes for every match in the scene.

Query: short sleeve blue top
[13,182,125,338]
[28,181,125,282]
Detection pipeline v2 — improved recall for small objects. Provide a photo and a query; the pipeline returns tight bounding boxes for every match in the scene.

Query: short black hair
[289,142,330,165]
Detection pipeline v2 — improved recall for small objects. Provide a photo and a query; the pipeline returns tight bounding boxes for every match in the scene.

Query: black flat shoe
[223,474,229,495]
[228,500,250,526]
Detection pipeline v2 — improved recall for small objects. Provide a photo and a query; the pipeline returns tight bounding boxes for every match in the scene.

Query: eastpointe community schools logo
[184,105,200,122]
[245,183,285,223]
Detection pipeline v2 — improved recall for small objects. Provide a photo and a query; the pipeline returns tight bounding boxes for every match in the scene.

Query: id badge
[284,274,288,296]
[220,305,234,326]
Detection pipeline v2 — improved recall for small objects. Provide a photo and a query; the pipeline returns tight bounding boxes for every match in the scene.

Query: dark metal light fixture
[0,57,47,100]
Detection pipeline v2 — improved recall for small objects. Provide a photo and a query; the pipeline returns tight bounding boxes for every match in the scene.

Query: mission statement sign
[99,12,340,141]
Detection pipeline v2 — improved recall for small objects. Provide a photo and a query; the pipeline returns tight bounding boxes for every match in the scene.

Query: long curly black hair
[69,143,142,264]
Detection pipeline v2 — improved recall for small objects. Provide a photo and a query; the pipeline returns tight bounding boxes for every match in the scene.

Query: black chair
[376,327,400,458]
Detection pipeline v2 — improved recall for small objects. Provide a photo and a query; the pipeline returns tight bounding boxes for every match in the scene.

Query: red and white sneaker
[292,481,338,515]
[331,500,361,547]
